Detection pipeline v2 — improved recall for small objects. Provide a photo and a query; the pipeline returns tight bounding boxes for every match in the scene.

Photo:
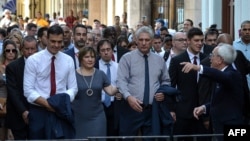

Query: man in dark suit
[6,36,38,139]
[64,24,88,69]
[169,27,207,140]
[182,43,244,141]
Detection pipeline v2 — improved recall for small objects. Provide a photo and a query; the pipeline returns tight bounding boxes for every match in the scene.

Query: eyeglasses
[209,53,220,59]
[5,49,17,53]
[175,38,187,42]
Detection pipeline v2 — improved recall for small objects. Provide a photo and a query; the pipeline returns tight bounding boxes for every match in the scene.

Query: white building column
[115,0,124,19]
[202,0,221,32]
[107,0,114,26]
[127,0,141,29]
[184,0,201,27]
[234,0,250,39]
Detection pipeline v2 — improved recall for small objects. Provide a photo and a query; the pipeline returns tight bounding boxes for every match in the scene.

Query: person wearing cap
[0,9,12,29]
[154,19,165,36]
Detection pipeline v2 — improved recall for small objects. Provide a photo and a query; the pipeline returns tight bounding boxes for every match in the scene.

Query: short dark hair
[72,24,87,35]
[97,39,114,53]
[47,25,64,38]
[37,27,48,38]
[185,19,193,26]
[160,26,168,32]
[0,28,6,38]
[21,36,38,50]
[117,35,129,47]
[26,23,37,30]
[205,28,219,40]
[187,27,203,39]
[153,34,162,40]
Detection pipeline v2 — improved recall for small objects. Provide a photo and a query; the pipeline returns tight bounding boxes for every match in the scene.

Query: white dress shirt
[113,46,118,63]
[99,59,118,102]
[24,49,78,104]
[74,47,80,69]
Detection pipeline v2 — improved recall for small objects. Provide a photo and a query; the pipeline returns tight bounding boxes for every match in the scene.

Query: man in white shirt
[97,39,120,138]
[164,32,187,70]
[23,25,78,139]
[152,35,165,57]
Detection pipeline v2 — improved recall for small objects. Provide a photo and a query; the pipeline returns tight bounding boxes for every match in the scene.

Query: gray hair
[217,43,237,65]
[134,26,154,40]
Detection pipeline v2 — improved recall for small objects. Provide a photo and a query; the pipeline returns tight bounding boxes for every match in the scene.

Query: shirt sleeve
[116,55,131,100]
[23,57,41,103]
[65,58,78,102]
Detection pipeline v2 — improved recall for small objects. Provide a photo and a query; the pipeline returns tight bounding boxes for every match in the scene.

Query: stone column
[234,0,250,39]
[127,0,151,30]
[184,0,201,27]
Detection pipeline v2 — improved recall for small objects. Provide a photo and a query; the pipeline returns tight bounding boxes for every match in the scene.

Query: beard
[76,40,85,48]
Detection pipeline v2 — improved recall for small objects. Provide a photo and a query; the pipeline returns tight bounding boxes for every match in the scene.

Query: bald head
[216,33,233,45]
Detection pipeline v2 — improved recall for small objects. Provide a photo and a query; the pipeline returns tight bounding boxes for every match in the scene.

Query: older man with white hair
[181,43,244,141]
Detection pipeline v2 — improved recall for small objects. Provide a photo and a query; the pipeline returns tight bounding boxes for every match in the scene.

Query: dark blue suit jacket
[46,94,75,139]
[152,85,180,135]
[169,51,206,119]
[203,65,244,123]
[64,48,77,69]
[6,57,29,130]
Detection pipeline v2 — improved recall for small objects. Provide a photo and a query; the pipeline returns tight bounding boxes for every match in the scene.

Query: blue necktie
[104,63,111,107]
[143,55,149,105]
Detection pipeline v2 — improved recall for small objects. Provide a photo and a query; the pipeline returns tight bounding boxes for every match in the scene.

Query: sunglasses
[5,49,17,53]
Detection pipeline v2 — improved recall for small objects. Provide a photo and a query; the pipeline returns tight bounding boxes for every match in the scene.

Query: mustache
[76,40,85,47]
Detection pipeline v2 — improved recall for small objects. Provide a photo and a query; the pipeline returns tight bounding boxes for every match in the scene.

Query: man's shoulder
[59,51,74,60]
[172,51,187,61]
[64,47,74,54]
[7,57,24,68]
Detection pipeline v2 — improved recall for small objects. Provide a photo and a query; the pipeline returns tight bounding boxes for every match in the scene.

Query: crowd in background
[0,8,249,141]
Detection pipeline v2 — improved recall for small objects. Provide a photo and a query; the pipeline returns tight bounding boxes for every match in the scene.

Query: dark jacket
[46,93,75,139]
[152,85,180,135]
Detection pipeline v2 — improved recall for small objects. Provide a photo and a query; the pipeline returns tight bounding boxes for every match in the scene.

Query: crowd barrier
[5,134,224,141]
[87,134,224,141]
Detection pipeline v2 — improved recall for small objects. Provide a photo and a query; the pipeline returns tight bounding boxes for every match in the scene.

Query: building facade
[13,0,249,39]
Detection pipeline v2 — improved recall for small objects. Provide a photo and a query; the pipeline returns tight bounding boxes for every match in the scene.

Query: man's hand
[180,62,200,73]
[154,93,164,101]
[170,112,176,122]
[115,93,123,100]
[127,96,143,112]
[22,111,29,124]
[193,105,206,120]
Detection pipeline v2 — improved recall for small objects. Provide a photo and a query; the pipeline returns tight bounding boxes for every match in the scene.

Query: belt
[140,104,152,110]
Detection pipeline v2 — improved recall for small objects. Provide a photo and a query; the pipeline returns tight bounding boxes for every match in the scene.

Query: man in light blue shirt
[233,20,250,89]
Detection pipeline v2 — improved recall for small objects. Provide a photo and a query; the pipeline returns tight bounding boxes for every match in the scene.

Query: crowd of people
[0,8,249,141]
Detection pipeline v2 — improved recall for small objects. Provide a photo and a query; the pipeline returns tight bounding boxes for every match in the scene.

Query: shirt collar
[136,49,151,57]
[221,65,228,71]
[187,48,199,60]
[100,59,113,65]
[74,46,79,53]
